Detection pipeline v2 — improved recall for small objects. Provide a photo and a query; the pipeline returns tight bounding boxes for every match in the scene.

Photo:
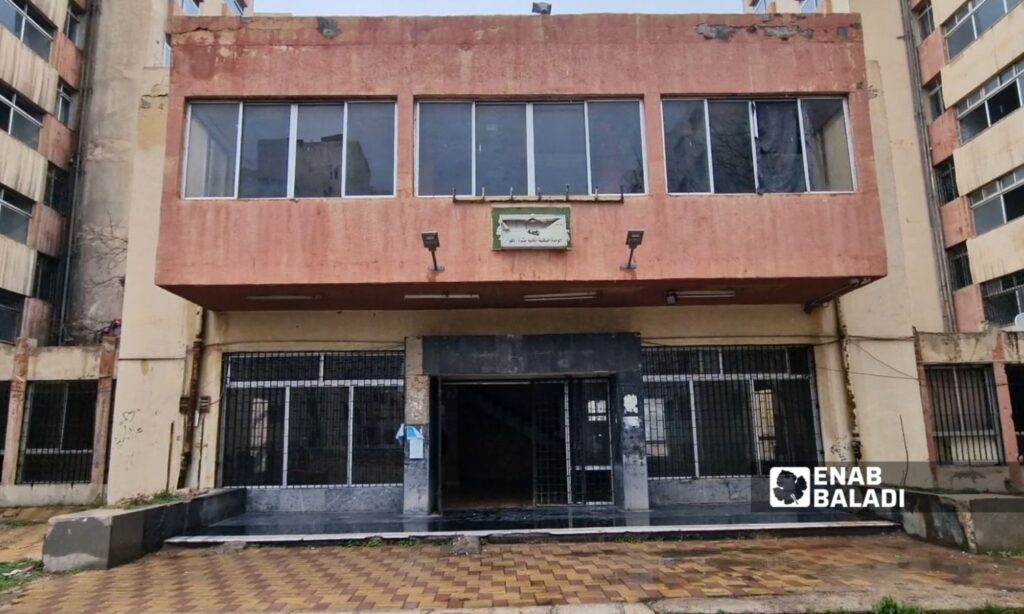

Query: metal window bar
[641,345,822,480]
[924,366,1005,466]
[219,351,405,488]
[981,270,1024,325]
[16,381,97,484]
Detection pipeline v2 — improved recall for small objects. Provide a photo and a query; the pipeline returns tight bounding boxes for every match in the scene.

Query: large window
[916,2,936,40]
[925,366,1004,466]
[981,269,1024,325]
[944,0,1022,59]
[0,184,32,243]
[17,381,97,484]
[663,98,854,194]
[416,100,646,197]
[44,164,73,216]
[0,289,21,342]
[970,165,1024,235]
[0,82,44,149]
[56,82,76,127]
[936,159,959,204]
[0,0,54,60]
[219,351,405,488]
[948,243,973,290]
[0,381,8,474]
[642,346,820,479]
[926,81,945,122]
[184,101,396,199]
[957,58,1023,143]
[63,3,83,47]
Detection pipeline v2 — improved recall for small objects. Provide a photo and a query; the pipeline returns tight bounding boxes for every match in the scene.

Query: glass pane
[22,21,51,60]
[986,83,1021,125]
[0,2,20,36]
[0,302,20,342]
[663,100,710,193]
[983,291,1019,325]
[708,101,755,193]
[0,102,10,133]
[239,104,290,199]
[1004,185,1024,224]
[287,387,348,486]
[294,104,343,198]
[417,103,472,196]
[0,207,30,243]
[973,199,1005,234]
[534,103,588,195]
[756,101,806,193]
[588,101,645,194]
[973,0,1005,36]
[10,113,40,149]
[960,106,989,141]
[945,21,975,58]
[184,104,239,198]
[801,99,854,192]
[345,102,396,196]
[475,103,527,196]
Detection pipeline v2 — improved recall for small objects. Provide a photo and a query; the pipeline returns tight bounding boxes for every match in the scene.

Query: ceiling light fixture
[670,290,738,299]
[404,293,480,300]
[523,291,599,303]
[246,294,323,302]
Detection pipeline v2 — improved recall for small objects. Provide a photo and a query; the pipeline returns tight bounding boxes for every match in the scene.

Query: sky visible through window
[255,0,743,16]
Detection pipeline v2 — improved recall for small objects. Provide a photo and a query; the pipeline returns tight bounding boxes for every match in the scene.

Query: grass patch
[989,550,1024,559]
[0,519,40,530]
[872,597,925,614]
[119,491,184,510]
[0,559,42,593]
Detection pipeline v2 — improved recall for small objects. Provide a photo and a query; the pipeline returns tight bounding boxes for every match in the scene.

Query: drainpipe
[58,0,104,344]
[176,307,207,490]
[898,0,956,332]
[835,300,863,466]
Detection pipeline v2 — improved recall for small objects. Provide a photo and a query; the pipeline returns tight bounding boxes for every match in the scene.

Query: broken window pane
[475,104,527,196]
[184,103,239,198]
[588,101,645,194]
[756,101,806,193]
[801,99,854,192]
[708,101,755,193]
[663,100,710,193]
[294,104,344,198]
[239,104,290,199]
[418,103,472,196]
[346,102,396,196]
[534,103,589,195]
[986,83,1021,126]
[960,105,989,141]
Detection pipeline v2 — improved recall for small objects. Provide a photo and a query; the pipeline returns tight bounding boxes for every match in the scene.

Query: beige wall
[954,109,1024,195]
[0,28,59,113]
[0,131,46,203]
[0,235,36,297]
[967,218,1024,285]
[932,0,965,27]
[941,5,1024,106]
[32,0,68,32]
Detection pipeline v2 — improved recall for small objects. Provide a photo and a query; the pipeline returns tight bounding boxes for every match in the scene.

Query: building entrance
[438,379,613,510]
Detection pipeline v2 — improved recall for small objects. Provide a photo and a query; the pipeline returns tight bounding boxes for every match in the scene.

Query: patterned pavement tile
[2,534,1024,613]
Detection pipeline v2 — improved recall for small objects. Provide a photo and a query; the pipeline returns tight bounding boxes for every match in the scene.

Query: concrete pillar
[90,336,119,486]
[993,335,1023,487]
[615,369,650,511]
[403,337,431,515]
[1,338,35,485]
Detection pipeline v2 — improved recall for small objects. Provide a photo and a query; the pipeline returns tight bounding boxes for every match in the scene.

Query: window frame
[981,270,1024,325]
[225,0,244,16]
[947,243,973,290]
[944,0,1020,59]
[955,58,1024,143]
[0,83,44,148]
[661,96,857,196]
[800,0,822,12]
[915,2,936,40]
[0,288,22,343]
[181,100,399,201]
[0,185,32,244]
[63,3,83,47]
[969,165,1024,235]
[56,82,75,127]
[0,0,54,60]
[413,99,649,198]
[178,0,200,16]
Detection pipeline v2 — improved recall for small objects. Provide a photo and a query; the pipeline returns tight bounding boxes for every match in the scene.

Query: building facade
[747,0,1024,490]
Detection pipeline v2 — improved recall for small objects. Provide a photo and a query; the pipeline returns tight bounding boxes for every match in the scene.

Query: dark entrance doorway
[1008,366,1024,464]
[438,379,613,510]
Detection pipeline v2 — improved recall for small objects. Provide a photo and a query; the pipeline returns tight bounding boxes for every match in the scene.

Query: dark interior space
[1008,366,1024,464]
[441,383,541,509]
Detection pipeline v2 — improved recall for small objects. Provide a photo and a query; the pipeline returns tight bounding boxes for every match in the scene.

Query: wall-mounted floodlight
[621,230,644,270]
[532,2,552,15]
[422,231,444,272]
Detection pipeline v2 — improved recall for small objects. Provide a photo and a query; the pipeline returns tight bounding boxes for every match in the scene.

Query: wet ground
[180,503,880,539]
[4,533,1024,613]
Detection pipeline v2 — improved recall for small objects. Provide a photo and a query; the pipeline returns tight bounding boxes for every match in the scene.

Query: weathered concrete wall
[0,483,103,507]
[648,478,762,507]
[247,486,401,513]
[0,131,47,203]
[941,5,1024,106]
[888,490,1024,553]
[0,235,37,296]
[955,109,1024,196]
[157,14,885,311]
[0,27,59,113]
[968,217,1024,285]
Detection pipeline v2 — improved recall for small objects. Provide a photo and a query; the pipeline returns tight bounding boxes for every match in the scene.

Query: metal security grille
[925,365,1005,466]
[568,379,613,504]
[220,351,405,487]
[532,382,568,505]
[0,381,9,473]
[642,346,821,479]
[17,381,97,484]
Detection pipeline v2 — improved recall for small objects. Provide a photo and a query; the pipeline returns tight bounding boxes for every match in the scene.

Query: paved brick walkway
[2,534,1024,613]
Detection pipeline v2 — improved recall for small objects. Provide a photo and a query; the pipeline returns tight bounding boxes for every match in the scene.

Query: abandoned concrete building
[0,0,1022,519]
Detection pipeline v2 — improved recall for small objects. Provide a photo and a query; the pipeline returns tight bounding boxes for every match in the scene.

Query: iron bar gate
[641,346,822,479]
[219,351,405,488]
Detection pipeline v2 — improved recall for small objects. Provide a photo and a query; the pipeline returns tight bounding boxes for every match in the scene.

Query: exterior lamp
[422,231,444,272]
[621,230,644,270]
